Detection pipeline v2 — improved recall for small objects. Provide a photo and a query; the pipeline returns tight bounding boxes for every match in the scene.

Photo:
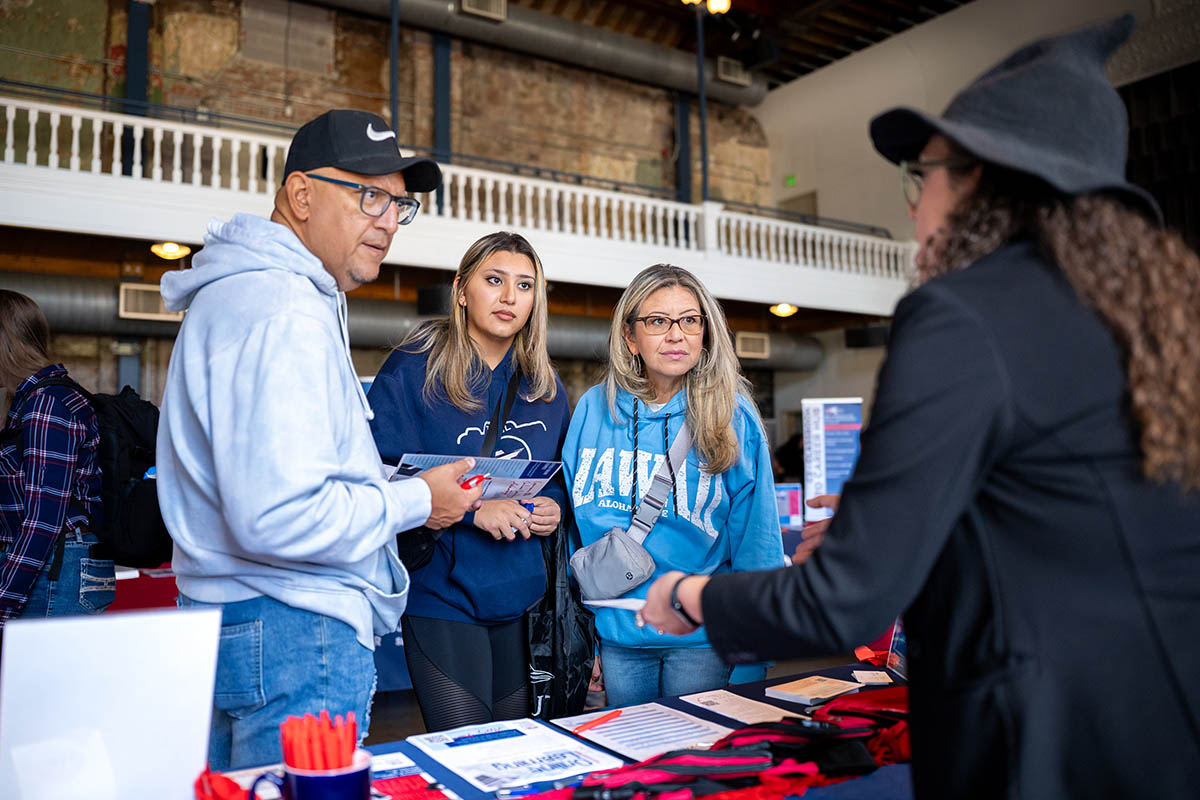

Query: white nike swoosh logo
[366,124,397,142]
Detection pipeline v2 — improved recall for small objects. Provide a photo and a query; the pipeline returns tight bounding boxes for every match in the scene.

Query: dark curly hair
[924,156,1200,490]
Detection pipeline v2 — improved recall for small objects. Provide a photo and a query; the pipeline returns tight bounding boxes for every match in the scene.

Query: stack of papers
[765,675,863,705]
[552,704,733,762]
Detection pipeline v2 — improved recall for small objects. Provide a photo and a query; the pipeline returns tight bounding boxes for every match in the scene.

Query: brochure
[393,454,562,501]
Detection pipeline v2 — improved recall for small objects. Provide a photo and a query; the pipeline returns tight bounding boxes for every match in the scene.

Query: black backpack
[7,377,173,568]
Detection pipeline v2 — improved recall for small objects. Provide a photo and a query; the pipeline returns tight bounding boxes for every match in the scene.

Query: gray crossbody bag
[569,420,693,600]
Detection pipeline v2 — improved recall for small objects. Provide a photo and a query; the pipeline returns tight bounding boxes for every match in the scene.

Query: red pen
[572,708,622,735]
[460,474,487,489]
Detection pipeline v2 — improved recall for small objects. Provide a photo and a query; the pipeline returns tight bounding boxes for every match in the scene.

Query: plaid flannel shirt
[0,364,101,624]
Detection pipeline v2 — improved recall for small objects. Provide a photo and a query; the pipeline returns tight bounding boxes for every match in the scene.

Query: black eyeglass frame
[898,157,977,207]
[304,173,421,224]
[630,313,708,336]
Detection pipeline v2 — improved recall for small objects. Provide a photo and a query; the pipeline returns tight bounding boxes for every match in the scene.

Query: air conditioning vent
[735,331,770,359]
[118,283,184,323]
[716,56,751,87]
[461,0,506,22]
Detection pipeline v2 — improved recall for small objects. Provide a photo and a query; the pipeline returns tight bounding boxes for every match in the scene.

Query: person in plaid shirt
[0,290,114,629]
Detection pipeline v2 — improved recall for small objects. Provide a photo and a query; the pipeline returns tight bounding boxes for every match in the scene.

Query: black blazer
[702,241,1200,798]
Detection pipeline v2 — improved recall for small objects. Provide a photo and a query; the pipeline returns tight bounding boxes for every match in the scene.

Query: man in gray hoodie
[157,109,482,770]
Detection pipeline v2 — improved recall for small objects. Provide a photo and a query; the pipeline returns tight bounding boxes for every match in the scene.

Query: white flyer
[583,598,646,611]
[408,718,622,792]
[679,690,807,724]
[551,703,734,762]
[393,454,562,501]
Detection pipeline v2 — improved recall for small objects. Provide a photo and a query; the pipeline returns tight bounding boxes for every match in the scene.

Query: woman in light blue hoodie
[562,264,785,706]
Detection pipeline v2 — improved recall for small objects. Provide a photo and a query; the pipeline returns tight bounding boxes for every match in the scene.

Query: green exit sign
[784,174,797,187]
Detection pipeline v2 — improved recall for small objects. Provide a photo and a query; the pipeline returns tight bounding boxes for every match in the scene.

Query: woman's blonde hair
[401,231,556,412]
[0,290,52,389]
[605,264,755,474]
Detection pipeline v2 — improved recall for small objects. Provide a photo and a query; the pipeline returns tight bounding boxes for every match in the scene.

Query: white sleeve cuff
[387,477,433,532]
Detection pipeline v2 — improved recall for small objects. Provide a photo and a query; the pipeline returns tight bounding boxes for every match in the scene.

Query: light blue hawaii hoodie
[563,385,785,649]
[157,213,430,649]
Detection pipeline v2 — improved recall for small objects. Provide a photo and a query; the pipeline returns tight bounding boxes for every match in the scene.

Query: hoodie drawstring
[630,402,679,519]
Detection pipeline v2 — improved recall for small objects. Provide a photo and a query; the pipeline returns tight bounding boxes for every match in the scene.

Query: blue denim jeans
[178,594,377,771]
[600,642,732,707]
[20,530,115,619]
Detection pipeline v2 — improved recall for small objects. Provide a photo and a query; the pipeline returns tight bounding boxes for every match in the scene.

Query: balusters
[592,194,604,237]
[4,105,14,164]
[547,186,558,232]
[171,132,183,183]
[130,123,144,177]
[247,139,259,194]
[69,115,82,172]
[26,108,39,166]
[89,118,100,172]
[110,120,122,175]
[48,112,61,168]
[151,128,163,181]
[227,138,239,191]
[191,134,202,185]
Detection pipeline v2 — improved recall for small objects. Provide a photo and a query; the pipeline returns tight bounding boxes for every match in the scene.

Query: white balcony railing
[0,96,913,315]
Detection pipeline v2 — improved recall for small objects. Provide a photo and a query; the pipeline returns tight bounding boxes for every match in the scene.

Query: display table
[365,664,913,800]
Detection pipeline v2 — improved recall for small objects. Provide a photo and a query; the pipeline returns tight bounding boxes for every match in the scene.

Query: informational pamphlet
[679,690,806,724]
[774,482,805,530]
[552,703,734,762]
[393,454,562,501]
[801,398,863,522]
[764,675,863,705]
[408,718,621,793]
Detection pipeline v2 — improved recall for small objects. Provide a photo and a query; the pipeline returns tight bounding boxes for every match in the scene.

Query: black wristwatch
[669,575,701,628]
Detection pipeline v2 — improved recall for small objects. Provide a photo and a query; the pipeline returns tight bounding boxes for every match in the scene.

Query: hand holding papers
[395,454,562,501]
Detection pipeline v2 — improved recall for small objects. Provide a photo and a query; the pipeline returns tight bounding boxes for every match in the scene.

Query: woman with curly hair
[562,264,785,705]
[642,15,1200,798]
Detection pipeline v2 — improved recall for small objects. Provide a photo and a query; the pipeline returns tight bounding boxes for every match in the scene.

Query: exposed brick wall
[2,0,768,203]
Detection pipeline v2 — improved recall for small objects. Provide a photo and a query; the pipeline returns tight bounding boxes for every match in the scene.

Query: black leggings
[402,614,530,733]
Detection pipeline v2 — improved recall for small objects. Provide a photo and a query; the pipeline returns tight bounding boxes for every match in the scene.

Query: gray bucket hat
[870,14,1161,222]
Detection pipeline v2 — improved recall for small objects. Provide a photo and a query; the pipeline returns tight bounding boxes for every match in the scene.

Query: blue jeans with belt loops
[600,642,732,707]
[20,529,115,619]
[178,594,377,771]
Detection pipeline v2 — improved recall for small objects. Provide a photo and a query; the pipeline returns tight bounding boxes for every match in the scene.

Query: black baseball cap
[282,109,442,193]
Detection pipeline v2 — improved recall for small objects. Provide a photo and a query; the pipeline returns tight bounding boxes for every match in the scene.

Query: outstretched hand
[792,494,839,565]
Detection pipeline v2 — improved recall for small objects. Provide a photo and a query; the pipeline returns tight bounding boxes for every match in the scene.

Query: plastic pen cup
[250,748,371,800]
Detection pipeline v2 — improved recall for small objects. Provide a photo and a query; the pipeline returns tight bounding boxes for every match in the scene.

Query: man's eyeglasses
[632,314,706,336]
[899,158,976,207]
[305,173,421,225]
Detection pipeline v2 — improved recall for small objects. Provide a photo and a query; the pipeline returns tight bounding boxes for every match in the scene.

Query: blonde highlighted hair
[401,231,557,412]
[606,264,756,474]
[0,290,52,389]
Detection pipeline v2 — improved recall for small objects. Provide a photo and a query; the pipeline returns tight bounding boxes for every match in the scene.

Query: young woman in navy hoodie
[368,232,568,732]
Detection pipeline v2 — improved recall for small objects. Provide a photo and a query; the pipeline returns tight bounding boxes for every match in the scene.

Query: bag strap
[479,370,521,458]
[626,419,693,545]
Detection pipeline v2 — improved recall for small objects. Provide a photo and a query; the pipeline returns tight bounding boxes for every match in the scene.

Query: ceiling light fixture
[770,303,799,318]
[681,0,730,15]
[150,242,191,260]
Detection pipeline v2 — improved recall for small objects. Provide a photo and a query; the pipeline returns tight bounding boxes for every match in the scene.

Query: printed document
[394,454,562,501]
[679,690,806,724]
[552,703,734,761]
[408,718,622,792]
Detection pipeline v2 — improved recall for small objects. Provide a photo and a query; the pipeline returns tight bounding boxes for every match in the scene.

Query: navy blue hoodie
[368,345,569,623]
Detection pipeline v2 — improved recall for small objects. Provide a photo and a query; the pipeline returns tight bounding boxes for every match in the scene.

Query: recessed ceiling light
[151,242,191,260]
[770,303,799,318]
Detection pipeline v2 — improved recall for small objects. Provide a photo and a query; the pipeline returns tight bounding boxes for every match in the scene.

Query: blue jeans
[178,594,377,771]
[600,642,732,706]
[20,530,115,619]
